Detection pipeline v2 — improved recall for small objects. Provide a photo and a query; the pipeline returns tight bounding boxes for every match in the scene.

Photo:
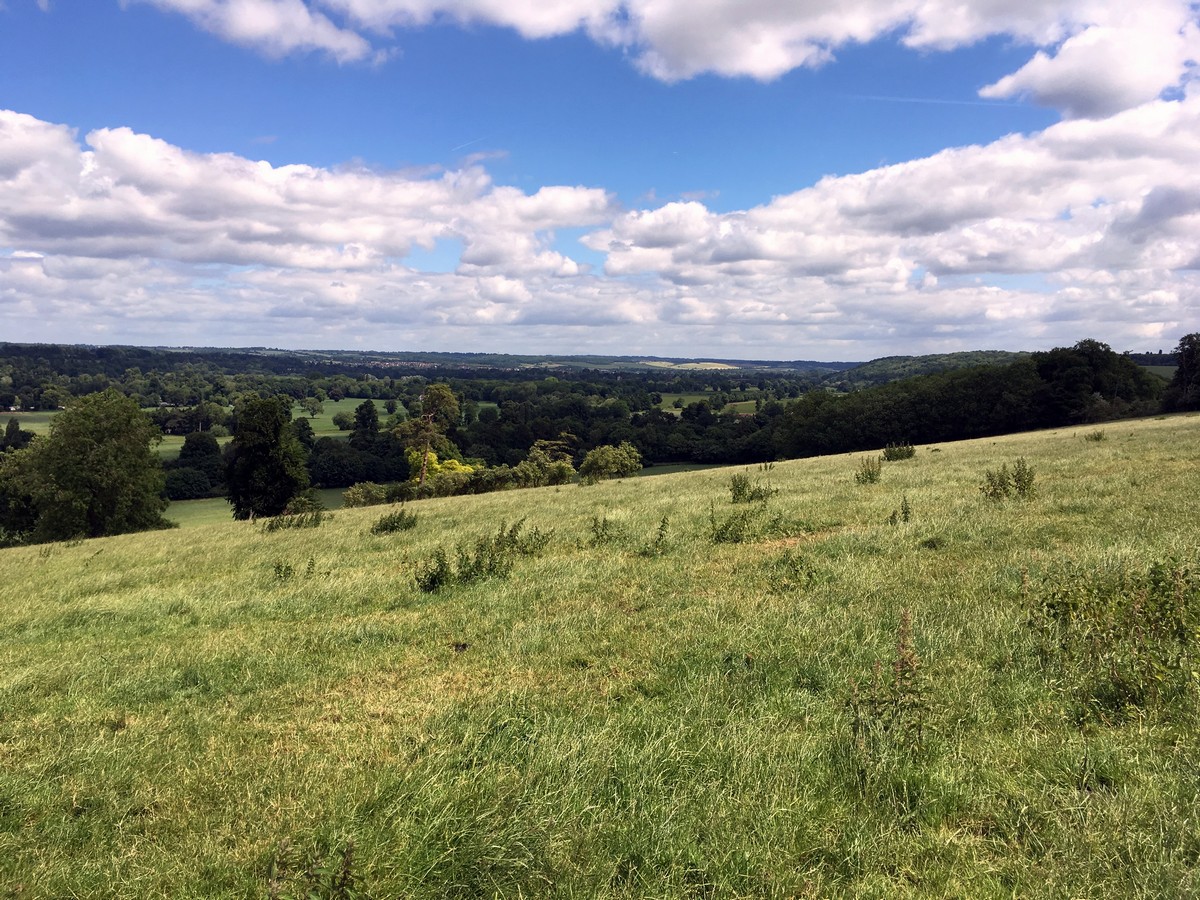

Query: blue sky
[0,0,1197,359]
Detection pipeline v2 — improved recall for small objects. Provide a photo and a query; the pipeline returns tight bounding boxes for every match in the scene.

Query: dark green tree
[177,431,225,484]
[349,399,380,450]
[225,396,309,519]
[1,417,34,452]
[15,390,170,541]
[1163,333,1200,411]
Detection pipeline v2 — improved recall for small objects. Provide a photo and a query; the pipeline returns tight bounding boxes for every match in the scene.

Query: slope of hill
[824,350,1029,389]
[2,414,1198,896]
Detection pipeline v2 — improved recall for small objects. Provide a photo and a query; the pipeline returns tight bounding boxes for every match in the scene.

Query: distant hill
[823,350,1029,389]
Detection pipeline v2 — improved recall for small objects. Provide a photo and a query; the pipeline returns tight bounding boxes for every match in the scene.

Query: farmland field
[2,414,1199,897]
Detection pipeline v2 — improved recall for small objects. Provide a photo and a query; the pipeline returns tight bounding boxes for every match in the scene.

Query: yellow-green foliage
[2,415,1199,897]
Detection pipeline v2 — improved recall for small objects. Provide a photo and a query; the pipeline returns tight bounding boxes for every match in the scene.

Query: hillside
[823,350,1029,389]
[2,415,1199,897]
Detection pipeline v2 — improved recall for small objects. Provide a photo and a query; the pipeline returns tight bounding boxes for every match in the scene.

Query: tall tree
[395,384,459,494]
[225,396,309,519]
[14,390,170,542]
[1164,333,1200,411]
[349,399,380,450]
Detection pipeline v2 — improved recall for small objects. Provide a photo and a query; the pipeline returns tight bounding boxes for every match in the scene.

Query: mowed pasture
[1,415,1199,897]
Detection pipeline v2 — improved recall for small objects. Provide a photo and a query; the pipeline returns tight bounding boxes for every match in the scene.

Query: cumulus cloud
[0,109,613,277]
[978,0,1199,118]
[129,0,376,62]
[125,0,1199,118]
[2,98,1199,357]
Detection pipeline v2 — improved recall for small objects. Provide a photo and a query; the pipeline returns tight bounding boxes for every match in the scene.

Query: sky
[0,0,1197,361]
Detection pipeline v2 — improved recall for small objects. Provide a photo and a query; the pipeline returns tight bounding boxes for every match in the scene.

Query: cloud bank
[125,0,1199,118]
[2,83,1198,356]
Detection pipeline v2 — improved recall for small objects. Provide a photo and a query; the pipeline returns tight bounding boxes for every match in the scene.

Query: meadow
[1,415,1198,897]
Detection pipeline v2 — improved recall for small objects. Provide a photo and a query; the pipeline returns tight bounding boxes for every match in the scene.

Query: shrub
[729,471,777,503]
[579,442,642,485]
[981,458,1035,501]
[840,610,932,820]
[343,481,388,508]
[882,442,916,461]
[638,515,671,558]
[414,519,550,592]
[888,495,912,526]
[261,510,326,531]
[854,455,882,485]
[588,514,627,547]
[1084,429,1107,442]
[707,502,807,544]
[1011,457,1036,498]
[370,508,417,534]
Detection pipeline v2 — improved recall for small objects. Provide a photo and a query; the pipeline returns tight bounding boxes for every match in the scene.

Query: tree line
[1,335,1195,546]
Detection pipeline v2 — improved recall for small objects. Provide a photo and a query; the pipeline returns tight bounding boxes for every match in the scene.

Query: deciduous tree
[10,390,171,541]
[225,396,309,519]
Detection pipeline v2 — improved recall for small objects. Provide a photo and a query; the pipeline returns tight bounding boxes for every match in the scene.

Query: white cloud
[2,97,1200,357]
[129,0,376,62]
[979,1,1199,118]
[125,0,1200,119]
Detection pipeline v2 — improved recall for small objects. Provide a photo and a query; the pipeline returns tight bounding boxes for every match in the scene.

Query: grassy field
[292,398,380,436]
[166,489,347,527]
[2,416,1199,897]
[3,410,56,436]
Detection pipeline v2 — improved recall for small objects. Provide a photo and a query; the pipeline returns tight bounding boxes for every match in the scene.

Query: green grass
[3,415,1200,896]
[4,410,57,435]
[166,488,346,527]
[291,397,378,436]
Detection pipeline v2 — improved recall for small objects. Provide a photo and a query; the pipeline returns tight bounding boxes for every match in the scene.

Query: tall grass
[1,416,1198,896]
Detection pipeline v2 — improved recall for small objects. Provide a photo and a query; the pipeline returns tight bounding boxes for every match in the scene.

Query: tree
[513,438,577,487]
[395,384,460,494]
[349,399,380,450]
[1,417,34,452]
[1164,333,1200,411]
[579,441,643,485]
[225,396,309,519]
[11,390,171,542]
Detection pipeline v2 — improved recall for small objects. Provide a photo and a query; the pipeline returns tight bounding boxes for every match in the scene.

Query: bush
[343,481,388,508]
[262,510,326,531]
[414,519,551,592]
[854,455,882,485]
[980,458,1035,501]
[370,508,418,534]
[164,467,213,501]
[729,471,777,503]
[882,442,916,461]
[579,442,642,486]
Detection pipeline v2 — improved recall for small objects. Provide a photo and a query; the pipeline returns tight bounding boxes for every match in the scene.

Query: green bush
[981,458,1035,501]
[414,519,550,592]
[343,482,389,508]
[370,508,417,534]
[882,442,916,461]
[262,510,327,531]
[854,455,882,485]
[579,441,642,485]
[729,471,777,503]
